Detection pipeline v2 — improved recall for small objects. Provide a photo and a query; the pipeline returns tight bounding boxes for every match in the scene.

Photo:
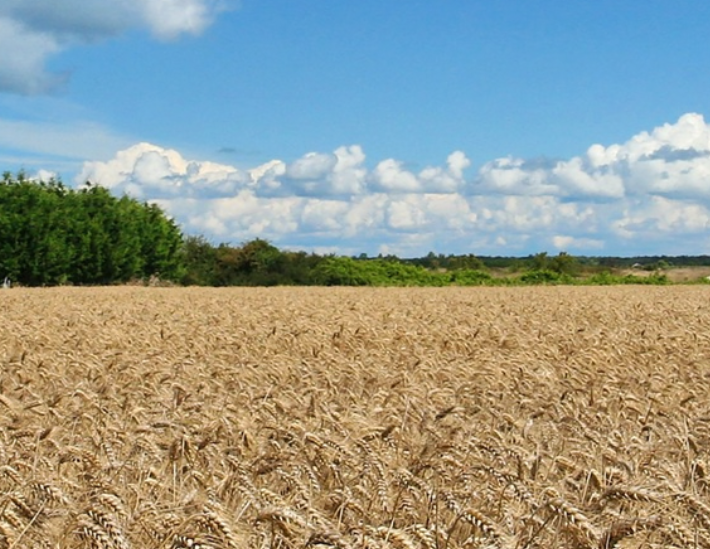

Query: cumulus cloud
[372,151,470,193]
[475,113,710,202]
[612,196,710,239]
[140,0,224,39]
[277,146,368,197]
[75,113,710,256]
[0,0,228,94]
[0,18,64,94]
[552,235,604,250]
[78,142,253,199]
[475,157,560,196]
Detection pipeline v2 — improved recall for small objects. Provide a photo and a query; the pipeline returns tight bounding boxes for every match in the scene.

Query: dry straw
[0,285,708,548]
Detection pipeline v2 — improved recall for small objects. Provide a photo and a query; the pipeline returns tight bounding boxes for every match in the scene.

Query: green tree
[0,173,185,285]
[181,235,218,285]
[549,252,580,276]
[529,252,549,271]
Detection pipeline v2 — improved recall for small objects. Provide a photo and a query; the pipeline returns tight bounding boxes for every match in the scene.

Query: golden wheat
[1,286,710,548]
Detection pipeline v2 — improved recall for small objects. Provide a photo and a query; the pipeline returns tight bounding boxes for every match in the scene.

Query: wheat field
[1,286,710,549]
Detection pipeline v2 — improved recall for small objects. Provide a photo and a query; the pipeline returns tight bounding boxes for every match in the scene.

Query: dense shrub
[449,269,495,286]
[0,173,184,285]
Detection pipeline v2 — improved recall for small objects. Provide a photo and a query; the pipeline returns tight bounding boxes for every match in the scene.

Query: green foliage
[585,271,669,285]
[449,269,495,286]
[584,271,619,285]
[183,238,325,286]
[641,259,671,271]
[523,251,580,276]
[528,252,550,271]
[409,251,485,271]
[213,239,289,286]
[313,256,372,286]
[0,171,695,287]
[313,256,445,286]
[518,270,563,284]
[549,252,580,275]
[180,235,218,285]
[0,174,184,285]
[629,272,669,285]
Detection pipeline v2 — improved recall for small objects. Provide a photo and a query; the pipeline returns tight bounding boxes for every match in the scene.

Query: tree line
[2,173,705,286]
[0,172,184,285]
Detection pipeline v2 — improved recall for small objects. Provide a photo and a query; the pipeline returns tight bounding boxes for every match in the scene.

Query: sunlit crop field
[2,286,710,549]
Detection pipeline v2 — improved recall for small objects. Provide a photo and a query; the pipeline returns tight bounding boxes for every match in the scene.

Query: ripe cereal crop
[1,286,710,548]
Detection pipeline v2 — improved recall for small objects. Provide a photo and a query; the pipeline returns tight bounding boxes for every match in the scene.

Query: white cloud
[0,18,63,94]
[287,152,336,181]
[0,1,226,40]
[372,151,470,193]
[140,0,223,39]
[331,145,369,195]
[551,157,625,199]
[79,142,254,199]
[342,194,388,236]
[32,168,58,182]
[0,1,229,94]
[552,235,604,250]
[624,113,710,161]
[423,193,476,229]
[300,199,350,232]
[447,151,471,179]
[279,146,368,197]
[373,159,421,193]
[475,113,710,202]
[386,198,427,231]
[70,113,710,256]
[475,157,560,196]
[613,196,710,238]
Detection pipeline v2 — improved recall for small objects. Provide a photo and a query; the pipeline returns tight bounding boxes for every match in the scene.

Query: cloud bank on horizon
[77,113,710,257]
[3,2,710,257]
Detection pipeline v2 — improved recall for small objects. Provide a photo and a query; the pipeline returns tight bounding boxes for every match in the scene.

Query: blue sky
[2,1,710,257]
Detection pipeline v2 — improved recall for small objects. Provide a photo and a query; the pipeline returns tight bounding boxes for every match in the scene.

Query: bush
[450,269,494,286]
[518,270,562,284]
[585,271,618,285]
[0,174,184,285]
[584,271,669,285]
